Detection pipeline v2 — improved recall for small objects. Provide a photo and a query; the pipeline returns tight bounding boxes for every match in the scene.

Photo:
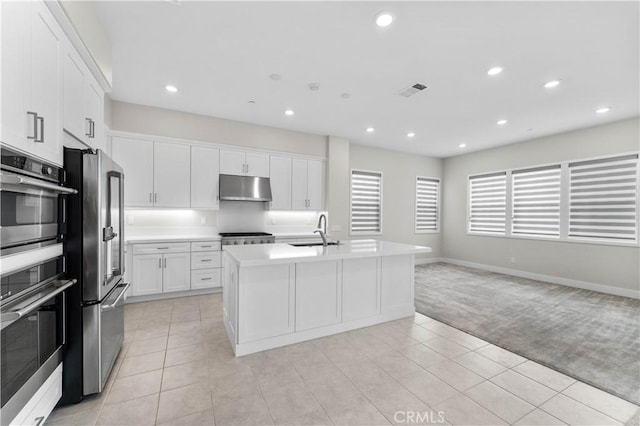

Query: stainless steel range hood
[219,174,272,202]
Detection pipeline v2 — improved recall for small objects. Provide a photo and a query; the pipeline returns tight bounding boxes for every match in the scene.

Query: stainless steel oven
[0,146,77,256]
[0,252,77,424]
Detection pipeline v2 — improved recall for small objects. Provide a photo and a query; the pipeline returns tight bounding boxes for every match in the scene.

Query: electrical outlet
[271,217,277,225]
[331,225,341,232]
[509,257,516,264]
[127,215,134,225]
[200,216,207,225]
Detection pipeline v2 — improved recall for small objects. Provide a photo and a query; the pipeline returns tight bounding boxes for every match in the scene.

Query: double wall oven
[0,146,78,425]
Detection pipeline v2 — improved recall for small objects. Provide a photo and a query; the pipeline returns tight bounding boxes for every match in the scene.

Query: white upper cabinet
[112,138,190,208]
[269,155,292,210]
[291,159,309,210]
[1,1,63,165]
[28,2,63,165]
[245,152,270,177]
[153,142,190,208]
[62,46,104,151]
[191,146,220,209]
[292,158,325,211]
[112,136,154,207]
[220,149,269,177]
[306,159,325,211]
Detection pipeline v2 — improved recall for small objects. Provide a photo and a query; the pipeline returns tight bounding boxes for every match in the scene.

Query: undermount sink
[289,242,340,247]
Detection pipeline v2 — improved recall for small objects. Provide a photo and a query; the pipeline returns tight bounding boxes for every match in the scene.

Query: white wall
[59,1,112,86]
[111,101,326,157]
[345,144,444,260]
[442,118,640,294]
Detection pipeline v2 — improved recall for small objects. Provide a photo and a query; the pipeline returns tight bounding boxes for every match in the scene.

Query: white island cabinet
[223,240,431,356]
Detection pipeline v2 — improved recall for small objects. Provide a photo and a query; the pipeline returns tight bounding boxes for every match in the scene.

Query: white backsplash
[125,205,326,237]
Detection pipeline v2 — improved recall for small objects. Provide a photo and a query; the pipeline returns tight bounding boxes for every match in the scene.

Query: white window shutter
[512,165,561,237]
[351,170,382,233]
[416,177,439,232]
[568,154,638,242]
[469,172,507,235]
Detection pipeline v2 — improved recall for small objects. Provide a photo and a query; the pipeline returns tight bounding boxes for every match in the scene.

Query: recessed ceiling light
[366,127,375,133]
[459,143,467,148]
[497,119,508,125]
[284,109,294,116]
[596,107,611,114]
[165,85,178,93]
[269,73,281,81]
[341,93,351,99]
[308,83,320,91]
[407,132,416,138]
[487,67,503,76]
[544,80,561,89]
[375,12,394,27]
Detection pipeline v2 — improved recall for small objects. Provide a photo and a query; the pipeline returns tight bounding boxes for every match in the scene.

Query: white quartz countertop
[126,235,221,244]
[223,239,431,266]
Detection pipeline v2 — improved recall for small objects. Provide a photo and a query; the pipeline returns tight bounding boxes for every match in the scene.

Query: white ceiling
[94,1,639,158]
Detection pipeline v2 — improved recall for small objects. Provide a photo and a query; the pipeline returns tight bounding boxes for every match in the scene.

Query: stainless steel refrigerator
[61,148,129,403]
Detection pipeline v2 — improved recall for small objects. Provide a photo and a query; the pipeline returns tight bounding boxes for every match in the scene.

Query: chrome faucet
[314,229,328,246]
[315,214,328,246]
[317,214,327,234]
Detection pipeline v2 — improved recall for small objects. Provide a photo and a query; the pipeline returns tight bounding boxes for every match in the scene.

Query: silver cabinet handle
[0,172,78,194]
[200,245,212,248]
[34,416,45,426]
[201,259,212,262]
[163,258,167,268]
[36,116,44,143]
[201,277,212,281]
[90,120,95,138]
[27,112,38,140]
[157,247,169,250]
[149,193,153,203]
[158,258,162,268]
[154,193,158,203]
[85,118,92,137]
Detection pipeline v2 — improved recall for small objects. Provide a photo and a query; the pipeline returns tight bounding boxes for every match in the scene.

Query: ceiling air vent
[398,83,428,98]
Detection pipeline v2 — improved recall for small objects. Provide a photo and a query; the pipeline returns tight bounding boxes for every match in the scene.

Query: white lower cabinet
[10,364,62,426]
[238,264,294,343]
[130,240,222,298]
[132,254,164,296]
[162,252,191,293]
[131,250,190,295]
[342,257,381,322]
[191,268,221,290]
[295,260,342,331]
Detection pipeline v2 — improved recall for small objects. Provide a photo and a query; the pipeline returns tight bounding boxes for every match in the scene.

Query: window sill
[466,232,639,248]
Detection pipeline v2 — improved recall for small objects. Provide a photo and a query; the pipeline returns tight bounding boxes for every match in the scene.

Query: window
[467,152,639,245]
[568,154,638,242]
[415,177,440,232]
[512,165,561,237]
[350,170,382,234]
[468,172,507,235]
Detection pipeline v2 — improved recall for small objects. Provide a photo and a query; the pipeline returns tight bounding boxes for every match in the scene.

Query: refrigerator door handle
[101,282,130,312]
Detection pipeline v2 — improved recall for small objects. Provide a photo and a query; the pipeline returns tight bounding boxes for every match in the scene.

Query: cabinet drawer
[132,242,190,255]
[10,364,62,426]
[191,241,221,252]
[191,251,221,269]
[191,268,221,289]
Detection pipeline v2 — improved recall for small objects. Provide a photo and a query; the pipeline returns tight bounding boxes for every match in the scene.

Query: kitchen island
[222,239,431,356]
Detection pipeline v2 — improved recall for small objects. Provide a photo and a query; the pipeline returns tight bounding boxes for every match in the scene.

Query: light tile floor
[47,293,639,426]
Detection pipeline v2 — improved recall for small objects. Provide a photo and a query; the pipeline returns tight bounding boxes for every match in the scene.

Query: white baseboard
[434,258,639,299]
[125,287,221,304]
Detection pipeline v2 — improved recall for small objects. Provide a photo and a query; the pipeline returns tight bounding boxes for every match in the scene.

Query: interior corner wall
[442,117,640,293]
[348,143,443,260]
[327,136,351,242]
[110,101,326,157]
